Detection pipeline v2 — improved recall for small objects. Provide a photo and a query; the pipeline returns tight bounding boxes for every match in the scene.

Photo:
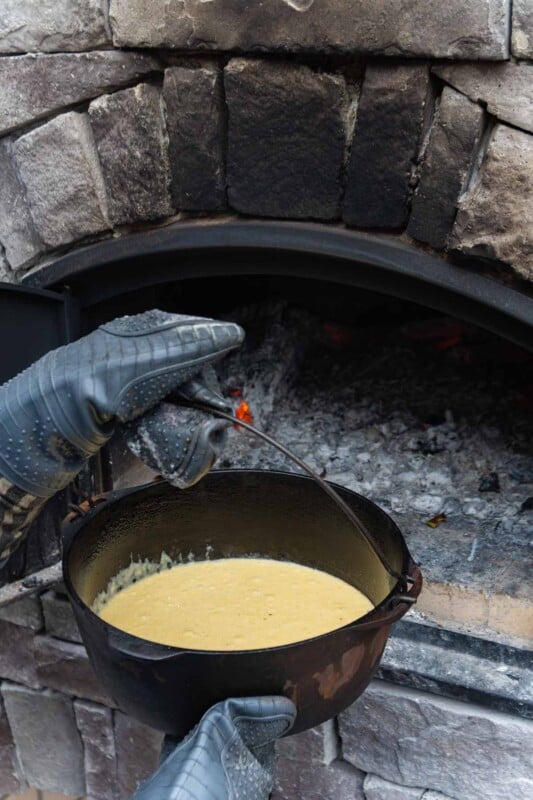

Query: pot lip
[63,469,420,657]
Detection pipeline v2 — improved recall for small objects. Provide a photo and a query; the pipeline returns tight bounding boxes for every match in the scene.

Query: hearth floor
[215,303,533,645]
[111,301,532,645]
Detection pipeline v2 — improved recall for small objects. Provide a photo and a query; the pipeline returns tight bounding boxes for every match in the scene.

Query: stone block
[275,720,337,764]
[110,0,510,59]
[0,0,110,53]
[0,52,160,137]
[433,63,533,134]
[274,758,365,800]
[2,682,85,796]
[0,139,42,270]
[34,635,112,706]
[364,774,425,800]
[512,0,533,58]
[41,590,82,644]
[0,619,40,689]
[15,111,110,249]
[225,59,348,219]
[163,66,226,211]
[0,594,43,632]
[89,83,173,226]
[343,64,430,230]
[408,88,484,249]
[339,681,533,800]
[274,721,364,799]
[0,690,26,795]
[422,793,454,800]
[378,621,533,717]
[450,123,533,282]
[115,710,163,800]
[75,700,117,800]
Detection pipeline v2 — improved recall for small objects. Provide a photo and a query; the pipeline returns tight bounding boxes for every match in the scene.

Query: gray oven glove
[124,370,232,489]
[0,309,244,498]
[133,697,296,800]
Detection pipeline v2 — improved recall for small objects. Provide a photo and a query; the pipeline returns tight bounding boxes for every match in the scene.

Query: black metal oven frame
[22,220,533,351]
[1,219,532,582]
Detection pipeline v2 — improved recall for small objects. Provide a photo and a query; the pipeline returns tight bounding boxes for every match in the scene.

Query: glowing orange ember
[235,400,254,425]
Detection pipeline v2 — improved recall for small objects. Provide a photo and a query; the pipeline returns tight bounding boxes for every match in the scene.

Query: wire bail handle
[181,399,410,590]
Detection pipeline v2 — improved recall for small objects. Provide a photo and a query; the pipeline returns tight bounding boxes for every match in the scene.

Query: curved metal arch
[24,219,533,350]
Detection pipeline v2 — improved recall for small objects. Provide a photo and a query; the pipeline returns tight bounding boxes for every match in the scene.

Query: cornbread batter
[97,557,374,650]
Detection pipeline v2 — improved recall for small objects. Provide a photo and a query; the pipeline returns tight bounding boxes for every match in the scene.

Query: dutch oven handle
[346,559,422,633]
[63,492,113,526]
[106,626,191,662]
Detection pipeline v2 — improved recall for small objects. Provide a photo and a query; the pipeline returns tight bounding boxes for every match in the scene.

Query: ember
[323,322,353,348]
[403,318,466,351]
[215,301,533,599]
[426,513,447,529]
[235,400,254,425]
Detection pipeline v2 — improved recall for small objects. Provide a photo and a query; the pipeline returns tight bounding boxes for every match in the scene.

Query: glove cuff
[0,476,46,567]
[0,356,102,498]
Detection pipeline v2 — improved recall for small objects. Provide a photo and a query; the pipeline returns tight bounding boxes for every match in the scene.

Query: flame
[235,400,254,425]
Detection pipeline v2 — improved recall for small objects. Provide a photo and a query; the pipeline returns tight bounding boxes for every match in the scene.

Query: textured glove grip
[0,311,243,497]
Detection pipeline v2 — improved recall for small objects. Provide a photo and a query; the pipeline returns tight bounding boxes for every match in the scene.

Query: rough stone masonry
[0,0,531,280]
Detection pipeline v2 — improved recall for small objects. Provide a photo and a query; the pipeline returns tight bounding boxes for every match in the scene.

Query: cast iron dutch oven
[63,470,421,737]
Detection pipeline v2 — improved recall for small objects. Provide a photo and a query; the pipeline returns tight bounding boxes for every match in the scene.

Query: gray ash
[215,302,533,594]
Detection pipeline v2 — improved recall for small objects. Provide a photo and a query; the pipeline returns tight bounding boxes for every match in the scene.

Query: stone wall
[0,0,532,285]
[0,587,163,797]
[0,584,531,799]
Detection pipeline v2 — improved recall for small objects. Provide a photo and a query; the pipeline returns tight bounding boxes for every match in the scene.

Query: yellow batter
[97,557,374,650]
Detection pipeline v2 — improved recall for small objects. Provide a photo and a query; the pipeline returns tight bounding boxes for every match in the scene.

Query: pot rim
[62,469,422,658]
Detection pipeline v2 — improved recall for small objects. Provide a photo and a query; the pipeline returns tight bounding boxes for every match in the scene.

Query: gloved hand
[124,369,233,489]
[133,697,296,800]
[0,310,244,498]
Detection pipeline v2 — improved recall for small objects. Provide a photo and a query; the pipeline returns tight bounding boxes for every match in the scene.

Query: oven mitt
[124,401,230,489]
[124,368,232,489]
[0,310,244,498]
[132,697,296,800]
